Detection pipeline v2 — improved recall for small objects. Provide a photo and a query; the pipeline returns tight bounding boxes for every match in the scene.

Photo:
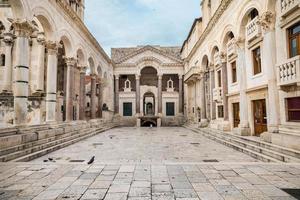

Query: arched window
[249,9,259,20]
[124,79,132,92]
[0,54,5,66]
[167,78,174,92]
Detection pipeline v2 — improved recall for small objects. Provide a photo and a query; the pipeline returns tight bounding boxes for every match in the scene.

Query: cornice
[185,0,233,61]
[114,45,183,64]
[50,0,111,64]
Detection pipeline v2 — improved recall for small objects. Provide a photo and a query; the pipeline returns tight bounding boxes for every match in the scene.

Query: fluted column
[79,67,86,120]
[1,32,14,93]
[210,68,216,120]
[10,19,35,125]
[45,41,58,122]
[221,62,229,121]
[114,75,119,114]
[179,74,183,114]
[90,74,97,119]
[158,74,163,114]
[35,32,46,93]
[136,74,140,115]
[65,57,76,121]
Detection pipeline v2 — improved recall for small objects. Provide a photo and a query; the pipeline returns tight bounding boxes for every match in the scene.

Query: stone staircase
[184,125,300,163]
[0,120,118,162]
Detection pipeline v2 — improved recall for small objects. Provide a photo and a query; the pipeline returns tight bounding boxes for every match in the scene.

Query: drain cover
[281,189,300,199]
[203,159,219,163]
[69,160,85,163]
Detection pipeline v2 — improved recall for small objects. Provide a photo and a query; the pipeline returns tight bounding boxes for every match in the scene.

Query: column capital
[115,75,120,80]
[178,74,184,79]
[257,11,275,32]
[158,74,163,79]
[79,66,87,74]
[8,18,36,37]
[36,32,46,45]
[135,74,141,80]
[3,32,14,45]
[65,57,77,67]
[45,41,59,55]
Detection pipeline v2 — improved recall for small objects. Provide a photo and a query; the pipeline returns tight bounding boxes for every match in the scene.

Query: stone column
[35,32,46,93]
[114,75,119,114]
[179,74,184,114]
[237,44,250,135]
[199,73,207,126]
[135,74,140,115]
[79,67,86,120]
[45,41,58,122]
[158,74,163,115]
[210,68,216,120]
[90,74,96,119]
[260,13,279,133]
[65,57,76,121]
[97,78,103,118]
[10,19,35,125]
[1,32,14,93]
[221,62,229,121]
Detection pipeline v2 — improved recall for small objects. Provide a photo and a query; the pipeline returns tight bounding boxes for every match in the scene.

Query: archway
[143,92,155,116]
[140,67,158,86]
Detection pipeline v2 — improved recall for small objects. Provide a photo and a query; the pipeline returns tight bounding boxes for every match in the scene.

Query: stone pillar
[35,32,46,93]
[158,74,163,115]
[65,57,76,121]
[199,73,208,126]
[135,74,140,115]
[237,45,251,135]
[10,19,35,125]
[210,68,216,120]
[179,74,183,114]
[79,67,86,120]
[97,78,103,118]
[90,74,96,119]
[45,41,58,122]
[221,62,229,121]
[114,75,119,114]
[1,32,14,93]
[261,13,279,133]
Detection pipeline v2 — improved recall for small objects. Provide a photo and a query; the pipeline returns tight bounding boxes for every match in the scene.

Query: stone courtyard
[1,127,300,200]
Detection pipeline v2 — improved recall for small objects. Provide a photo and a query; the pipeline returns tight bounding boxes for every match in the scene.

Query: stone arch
[97,65,103,78]
[57,30,74,57]
[220,25,236,51]
[88,57,96,75]
[137,57,161,75]
[210,46,220,66]
[201,55,209,71]
[8,0,30,18]
[76,48,86,66]
[236,1,263,39]
[32,7,56,40]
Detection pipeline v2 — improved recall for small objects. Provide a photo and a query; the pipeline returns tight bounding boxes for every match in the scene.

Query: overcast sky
[85,0,200,56]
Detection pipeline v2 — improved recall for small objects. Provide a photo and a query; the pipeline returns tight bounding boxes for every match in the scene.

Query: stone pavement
[0,127,300,200]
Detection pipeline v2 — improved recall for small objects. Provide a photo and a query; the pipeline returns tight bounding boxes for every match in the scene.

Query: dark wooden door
[253,99,267,136]
[233,103,240,128]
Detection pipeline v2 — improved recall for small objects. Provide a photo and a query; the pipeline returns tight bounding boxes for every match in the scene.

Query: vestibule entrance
[143,92,155,116]
[253,99,267,136]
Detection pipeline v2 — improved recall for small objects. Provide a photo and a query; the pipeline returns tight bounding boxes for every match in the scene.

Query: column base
[268,125,279,134]
[199,119,208,128]
[136,118,141,127]
[157,118,162,127]
[236,126,251,136]
[218,121,231,131]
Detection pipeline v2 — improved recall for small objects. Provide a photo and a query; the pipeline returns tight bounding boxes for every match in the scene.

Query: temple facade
[182,0,300,150]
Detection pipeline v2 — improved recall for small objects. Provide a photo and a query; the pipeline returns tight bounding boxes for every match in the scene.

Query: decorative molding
[257,11,275,32]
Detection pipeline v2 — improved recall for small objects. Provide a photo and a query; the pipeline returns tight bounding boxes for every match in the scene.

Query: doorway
[232,103,240,128]
[253,99,267,136]
[143,92,155,116]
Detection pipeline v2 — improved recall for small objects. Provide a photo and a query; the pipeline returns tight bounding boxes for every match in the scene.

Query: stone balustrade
[277,55,300,87]
[184,66,201,82]
[227,39,237,59]
[281,0,300,17]
[213,87,223,103]
[246,16,261,42]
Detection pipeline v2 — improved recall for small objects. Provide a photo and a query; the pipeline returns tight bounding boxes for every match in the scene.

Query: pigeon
[48,158,53,161]
[87,156,95,165]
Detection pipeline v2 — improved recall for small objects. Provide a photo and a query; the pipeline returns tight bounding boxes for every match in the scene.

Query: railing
[227,39,237,59]
[214,53,222,67]
[277,56,300,87]
[213,87,223,103]
[281,0,300,17]
[184,66,201,82]
[246,17,261,42]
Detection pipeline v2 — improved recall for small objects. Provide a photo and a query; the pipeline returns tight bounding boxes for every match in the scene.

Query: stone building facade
[182,0,300,150]
[112,46,184,127]
[0,0,114,127]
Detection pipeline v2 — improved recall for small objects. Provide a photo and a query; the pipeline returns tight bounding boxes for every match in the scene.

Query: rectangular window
[217,70,222,87]
[231,61,237,83]
[288,23,300,58]
[123,102,132,116]
[232,103,240,128]
[286,97,300,122]
[218,105,224,118]
[252,47,262,75]
[166,102,175,116]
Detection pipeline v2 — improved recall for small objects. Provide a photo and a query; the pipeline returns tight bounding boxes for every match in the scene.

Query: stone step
[199,128,300,163]
[11,125,115,162]
[184,125,282,163]
[202,128,300,161]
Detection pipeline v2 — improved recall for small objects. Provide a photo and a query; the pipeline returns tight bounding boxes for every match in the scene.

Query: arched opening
[239,8,260,39]
[141,119,157,127]
[143,92,155,116]
[141,66,158,86]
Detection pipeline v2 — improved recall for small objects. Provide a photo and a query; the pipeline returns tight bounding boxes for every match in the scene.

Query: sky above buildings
[85,0,200,55]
